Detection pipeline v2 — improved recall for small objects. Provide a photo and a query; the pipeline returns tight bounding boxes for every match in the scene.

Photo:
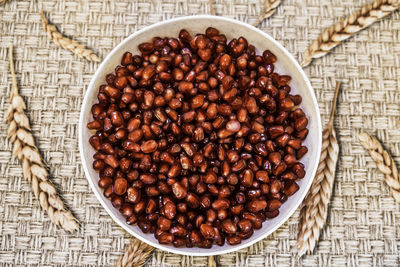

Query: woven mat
[0,0,399,266]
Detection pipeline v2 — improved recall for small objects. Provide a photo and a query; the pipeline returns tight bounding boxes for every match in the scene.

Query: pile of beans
[87,27,308,248]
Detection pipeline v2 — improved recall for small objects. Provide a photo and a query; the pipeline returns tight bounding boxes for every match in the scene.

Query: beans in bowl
[87,27,309,248]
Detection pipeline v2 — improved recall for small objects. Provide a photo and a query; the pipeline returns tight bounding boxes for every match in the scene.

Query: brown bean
[140,174,157,184]
[203,171,217,184]
[268,125,284,139]
[226,235,241,245]
[110,111,124,126]
[114,178,127,195]
[212,198,230,210]
[172,182,187,199]
[245,97,258,114]
[221,219,237,234]
[237,219,252,233]
[241,169,254,187]
[288,138,302,149]
[295,116,308,131]
[159,233,174,244]
[255,170,269,183]
[267,199,282,211]
[292,163,306,178]
[268,152,282,165]
[104,155,119,168]
[138,42,154,54]
[200,224,216,239]
[162,202,176,219]
[121,204,134,218]
[226,120,241,132]
[104,85,120,99]
[141,140,158,153]
[168,164,181,178]
[158,216,172,231]
[297,146,308,159]
[283,181,299,196]
[247,198,267,212]
[127,187,141,203]
[276,133,290,147]
[98,176,112,189]
[232,159,246,172]
[279,98,294,111]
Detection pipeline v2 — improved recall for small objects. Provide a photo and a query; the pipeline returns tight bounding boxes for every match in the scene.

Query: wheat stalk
[301,0,400,67]
[208,256,217,267]
[114,239,154,267]
[5,45,79,232]
[209,0,215,15]
[358,132,400,203]
[40,11,101,62]
[253,0,282,27]
[296,82,341,258]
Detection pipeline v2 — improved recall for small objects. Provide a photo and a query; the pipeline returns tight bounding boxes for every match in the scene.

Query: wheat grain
[296,82,341,258]
[114,239,154,267]
[358,132,400,203]
[209,0,215,15]
[5,45,79,232]
[301,0,400,67]
[253,0,282,27]
[40,11,101,62]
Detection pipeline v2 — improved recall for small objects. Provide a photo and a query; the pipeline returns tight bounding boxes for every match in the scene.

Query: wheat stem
[6,46,79,232]
[209,0,215,15]
[358,133,400,203]
[208,256,217,267]
[114,239,154,267]
[296,82,341,258]
[253,0,282,27]
[41,11,101,62]
[301,0,400,67]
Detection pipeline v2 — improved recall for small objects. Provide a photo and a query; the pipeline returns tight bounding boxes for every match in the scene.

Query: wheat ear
[296,82,341,258]
[1,0,9,4]
[301,0,400,67]
[40,11,101,62]
[209,0,216,15]
[253,0,282,26]
[114,239,154,267]
[5,45,79,232]
[358,132,400,203]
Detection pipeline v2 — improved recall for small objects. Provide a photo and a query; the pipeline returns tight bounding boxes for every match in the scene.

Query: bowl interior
[79,15,322,256]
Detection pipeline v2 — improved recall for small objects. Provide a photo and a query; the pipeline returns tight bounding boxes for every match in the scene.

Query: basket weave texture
[0,0,399,266]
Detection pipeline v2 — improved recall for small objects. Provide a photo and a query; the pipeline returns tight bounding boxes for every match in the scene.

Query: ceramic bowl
[79,15,322,256]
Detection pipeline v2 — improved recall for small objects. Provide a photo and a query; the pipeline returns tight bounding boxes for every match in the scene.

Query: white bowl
[79,15,322,256]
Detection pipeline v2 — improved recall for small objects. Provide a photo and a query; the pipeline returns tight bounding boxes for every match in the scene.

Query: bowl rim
[79,15,322,256]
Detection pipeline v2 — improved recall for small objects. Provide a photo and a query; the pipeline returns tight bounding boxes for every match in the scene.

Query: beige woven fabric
[0,0,399,266]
